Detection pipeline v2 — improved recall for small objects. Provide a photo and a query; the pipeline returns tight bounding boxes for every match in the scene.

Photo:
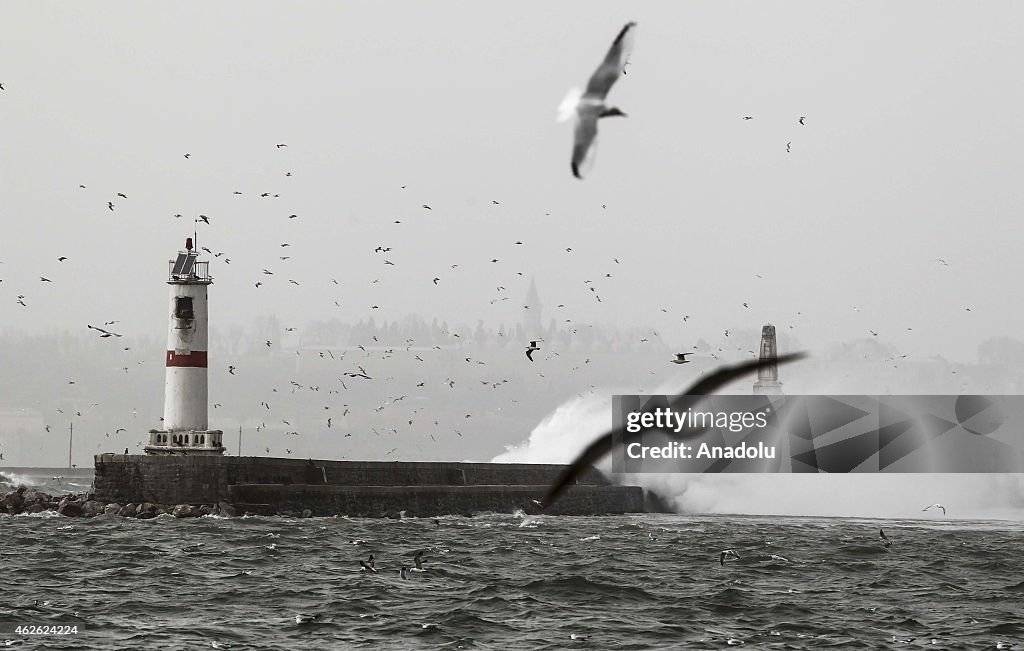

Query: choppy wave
[0,513,1022,649]
[1,469,93,495]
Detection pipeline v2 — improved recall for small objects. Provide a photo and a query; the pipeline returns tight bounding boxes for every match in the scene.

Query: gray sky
[2,3,1023,518]
[2,1,1022,360]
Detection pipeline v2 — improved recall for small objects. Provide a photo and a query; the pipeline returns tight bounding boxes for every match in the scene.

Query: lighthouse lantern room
[145,237,224,455]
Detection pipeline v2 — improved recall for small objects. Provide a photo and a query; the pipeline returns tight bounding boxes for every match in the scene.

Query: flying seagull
[922,503,946,515]
[87,324,123,338]
[719,549,740,565]
[526,340,541,361]
[538,353,806,508]
[879,528,892,547]
[558,21,636,179]
[671,353,693,365]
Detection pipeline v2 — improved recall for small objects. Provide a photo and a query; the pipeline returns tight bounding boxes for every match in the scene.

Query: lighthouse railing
[167,259,211,282]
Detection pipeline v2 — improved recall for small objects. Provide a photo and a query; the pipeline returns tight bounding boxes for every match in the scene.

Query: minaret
[753,324,784,395]
[145,238,224,455]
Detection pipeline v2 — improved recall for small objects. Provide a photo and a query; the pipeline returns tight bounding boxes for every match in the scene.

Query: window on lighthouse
[174,296,195,321]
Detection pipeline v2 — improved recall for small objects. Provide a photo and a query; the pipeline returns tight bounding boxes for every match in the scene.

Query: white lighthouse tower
[145,237,224,455]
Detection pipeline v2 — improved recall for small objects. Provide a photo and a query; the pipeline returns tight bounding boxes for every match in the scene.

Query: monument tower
[753,324,784,395]
[145,237,224,455]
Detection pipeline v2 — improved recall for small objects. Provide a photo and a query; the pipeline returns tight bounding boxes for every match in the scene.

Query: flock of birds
[0,22,976,475]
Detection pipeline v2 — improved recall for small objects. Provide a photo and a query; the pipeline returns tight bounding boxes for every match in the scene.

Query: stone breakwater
[88,455,648,517]
[0,485,245,519]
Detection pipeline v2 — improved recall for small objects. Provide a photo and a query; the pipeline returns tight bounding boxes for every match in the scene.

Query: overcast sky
[2,2,1023,518]
[1,1,1022,361]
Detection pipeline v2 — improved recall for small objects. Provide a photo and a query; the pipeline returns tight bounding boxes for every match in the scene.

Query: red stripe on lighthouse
[166,350,208,368]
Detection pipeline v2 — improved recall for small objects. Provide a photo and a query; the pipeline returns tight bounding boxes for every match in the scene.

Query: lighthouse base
[145,429,225,456]
[753,381,784,395]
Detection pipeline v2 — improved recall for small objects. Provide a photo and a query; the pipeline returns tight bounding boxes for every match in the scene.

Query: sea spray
[489,384,1024,520]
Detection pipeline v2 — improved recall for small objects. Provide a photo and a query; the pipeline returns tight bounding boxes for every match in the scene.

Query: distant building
[753,324,784,395]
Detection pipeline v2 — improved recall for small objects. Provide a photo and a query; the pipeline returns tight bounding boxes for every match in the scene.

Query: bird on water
[558,22,636,179]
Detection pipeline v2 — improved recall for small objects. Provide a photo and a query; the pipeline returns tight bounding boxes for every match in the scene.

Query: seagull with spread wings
[87,324,123,338]
[558,22,636,179]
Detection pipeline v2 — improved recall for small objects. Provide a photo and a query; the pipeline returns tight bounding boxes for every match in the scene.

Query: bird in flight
[799,116,806,125]
[719,549,740,566]
[558,21,636,179]
[87,324,123,338]
[671,353,693,365]
[922,503,946,515]
[879,529,892,547]
[526,340,541,361]
[58,256,68,262]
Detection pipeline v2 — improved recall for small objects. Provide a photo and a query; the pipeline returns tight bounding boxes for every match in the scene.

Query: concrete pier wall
[229,484,644,517]
[91,455,639,516]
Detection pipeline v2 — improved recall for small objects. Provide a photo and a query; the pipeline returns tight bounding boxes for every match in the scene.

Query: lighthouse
[145,237,224,455]
[752,324,784,395]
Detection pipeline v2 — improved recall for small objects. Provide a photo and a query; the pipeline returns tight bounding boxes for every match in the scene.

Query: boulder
[57,499,84,517]
[137,511,157,520]
[82,500,106,517]
[217,502,237,517]
[198,505,213,517]
[23,489,49,507]
[172,504,198,518]
[3,491,25,512]
[301,509,312,518]
[118,503,137,518]
[104,503,122,516]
